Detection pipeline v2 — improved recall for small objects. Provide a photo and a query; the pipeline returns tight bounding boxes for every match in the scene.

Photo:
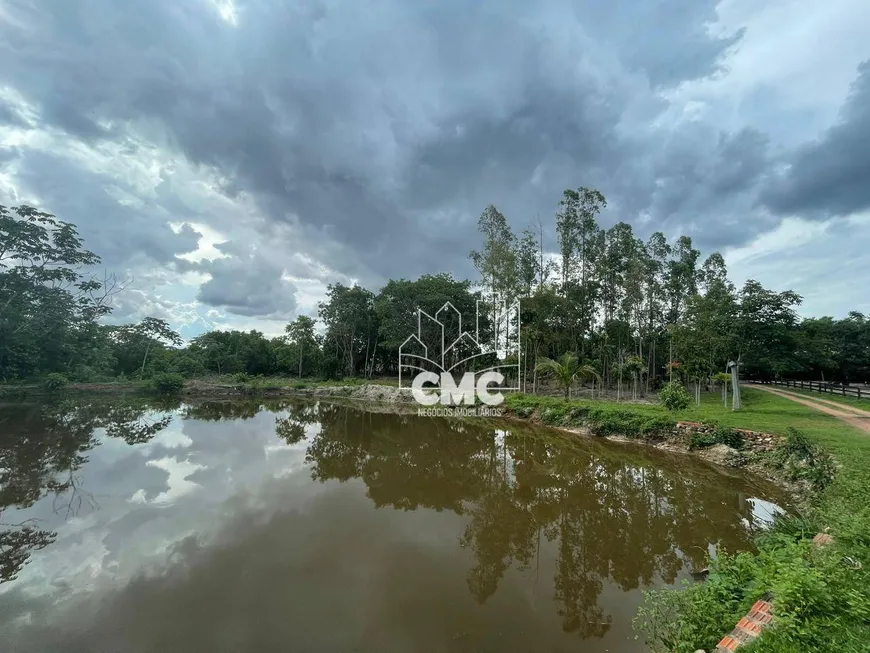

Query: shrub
[713,425,744,449]
[42,372,69,393]
[659,382,692,411]
[232,372,250,384]
[769,427,837,492]
[152,372,185,394]
[689,431,718,449]
[690,423,745,450]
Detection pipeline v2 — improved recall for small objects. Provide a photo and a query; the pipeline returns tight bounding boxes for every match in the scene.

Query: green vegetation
[507,392,677,438]
[534,353,600,398]
[688,424,744,451]
[635,536,869,653]
[4,198,869,400]
[151,372,185,394]
[659,381,693,411]
[40,372,69,394]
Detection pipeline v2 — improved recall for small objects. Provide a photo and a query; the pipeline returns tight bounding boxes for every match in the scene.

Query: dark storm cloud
[9,148,201,267]
[0,0,756,292]
[577,0,745,87]
[197,242,298,318]
[762,61,870,219]
[640,126,775,249]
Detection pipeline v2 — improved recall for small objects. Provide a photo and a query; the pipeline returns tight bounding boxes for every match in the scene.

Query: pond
[0,397,788,652]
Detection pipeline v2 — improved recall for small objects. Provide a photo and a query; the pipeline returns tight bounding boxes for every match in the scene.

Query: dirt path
[748,384,870,434]
[772,390,870,417]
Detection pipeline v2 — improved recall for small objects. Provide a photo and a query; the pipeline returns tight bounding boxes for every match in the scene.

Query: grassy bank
[502,388,870,652]
[0,374,400,398]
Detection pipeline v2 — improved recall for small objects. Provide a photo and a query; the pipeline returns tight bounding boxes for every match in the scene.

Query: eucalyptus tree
[555,187,605,353]
[664,236,701,327]
[640,233,670,385]
[469,205,519,301]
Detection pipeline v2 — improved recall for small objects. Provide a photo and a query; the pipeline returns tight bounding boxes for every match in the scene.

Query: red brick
[749,609,773,625]
[751,600,773,614]
[717,635,740,651]
[737,617,764,636]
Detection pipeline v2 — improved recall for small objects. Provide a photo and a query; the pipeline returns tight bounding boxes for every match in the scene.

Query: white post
[728,360,742,411]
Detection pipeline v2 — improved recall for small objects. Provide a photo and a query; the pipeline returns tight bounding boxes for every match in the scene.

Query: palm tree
[535,353,581,398]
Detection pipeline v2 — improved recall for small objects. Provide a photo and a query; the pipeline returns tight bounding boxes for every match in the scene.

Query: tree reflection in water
[280,403,767,638]
[0,397,775,641]
[0,398,175,582]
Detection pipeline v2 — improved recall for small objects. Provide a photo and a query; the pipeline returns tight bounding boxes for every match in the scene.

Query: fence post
[843,386,847,396]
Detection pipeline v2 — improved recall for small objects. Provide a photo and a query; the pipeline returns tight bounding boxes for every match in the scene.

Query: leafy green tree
[0,205,122,380]
[374,274,479,377]
[318,284,377,377]
[713,372,731,407]
[659,381,692,411]
[556,188,605,353]
[283,315,320,378]
[130,318,183,378]
[664,236,701,326]
[733,280,803,378]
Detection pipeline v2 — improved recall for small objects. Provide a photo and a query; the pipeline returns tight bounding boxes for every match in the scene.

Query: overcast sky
[1,0,869,338]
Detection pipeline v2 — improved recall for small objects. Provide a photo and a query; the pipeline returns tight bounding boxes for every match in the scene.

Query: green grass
[506,388,870,652]
[769,385,870,411]
[507,386,865,443]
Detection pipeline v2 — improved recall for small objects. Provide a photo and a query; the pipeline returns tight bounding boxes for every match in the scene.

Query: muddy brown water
[0,397,789,653]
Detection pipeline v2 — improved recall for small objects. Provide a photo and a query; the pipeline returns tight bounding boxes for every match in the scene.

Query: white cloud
[725,212,870,317]
[669,0,870,140]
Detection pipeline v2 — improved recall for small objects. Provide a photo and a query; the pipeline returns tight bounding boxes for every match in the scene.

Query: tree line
[1,199,868,389]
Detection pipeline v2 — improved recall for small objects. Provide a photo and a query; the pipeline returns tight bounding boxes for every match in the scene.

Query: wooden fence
[748,379,868,401]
